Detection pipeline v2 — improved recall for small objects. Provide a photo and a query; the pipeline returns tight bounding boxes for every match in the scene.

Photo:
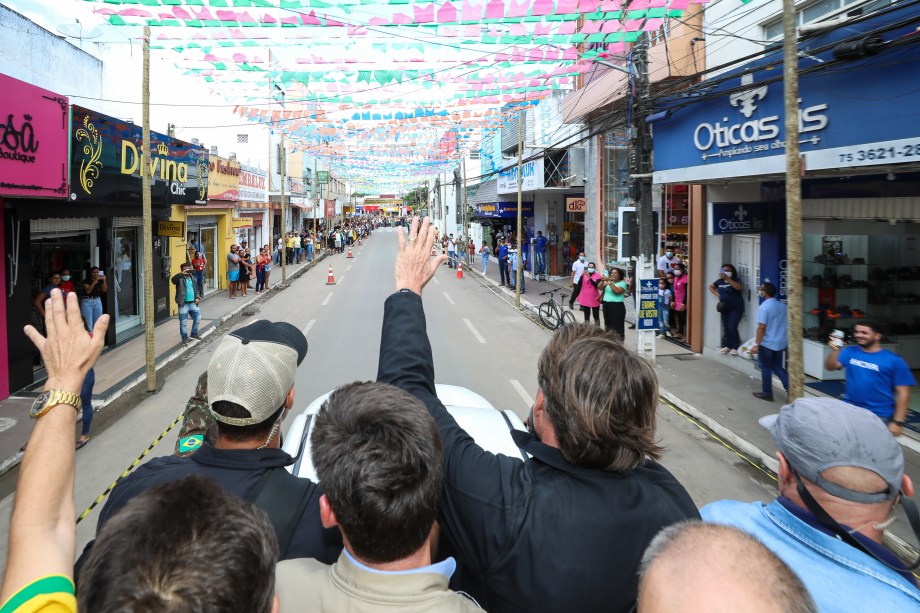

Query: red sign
[324,199,336,217]
[0,74,69,198]
[565,197,586,213]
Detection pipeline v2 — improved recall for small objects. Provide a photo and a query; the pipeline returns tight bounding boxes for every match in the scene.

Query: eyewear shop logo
[718,204,766,233]
[693,78,828,161]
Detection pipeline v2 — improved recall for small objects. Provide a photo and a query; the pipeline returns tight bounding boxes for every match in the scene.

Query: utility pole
[313,156,318,239]
[783,0,803,400]
[280,134,287,283]
[515,109,523,309]
[632,34,656,363]
[462,157,469,265]
[141,26,156,392]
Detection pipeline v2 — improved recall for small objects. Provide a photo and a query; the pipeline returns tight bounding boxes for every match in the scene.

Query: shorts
[227,270,240,282]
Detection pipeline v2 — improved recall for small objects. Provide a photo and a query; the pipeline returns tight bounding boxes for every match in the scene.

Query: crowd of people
[5,217,917,612]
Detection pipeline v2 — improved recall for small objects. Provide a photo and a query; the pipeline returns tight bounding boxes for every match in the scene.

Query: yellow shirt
[0,576,77,613]
[286,237,296,248]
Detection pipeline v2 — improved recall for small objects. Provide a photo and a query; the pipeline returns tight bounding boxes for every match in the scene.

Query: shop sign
[232,217,252,229]
[475,201,534,218]
[497,157,544,194]
[324,199,335,217]
[316,170,329,184]
[651,12,920,183]
[565,197,586,213]
[0,74,69,198]
[70,105,207,206]
[207,155,240,202]
[364,197,402,206]
[156,220,184,237]
[288,177,305,195]
[637,280,659,331]
[238,165,267,202]
[709,202,772,235]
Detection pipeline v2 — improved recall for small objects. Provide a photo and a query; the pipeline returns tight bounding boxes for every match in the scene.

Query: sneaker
[720,347,731,353]
[729,349,739,356]
[191,334,202,340]
[752,392,774,402]
[181,338,190,345]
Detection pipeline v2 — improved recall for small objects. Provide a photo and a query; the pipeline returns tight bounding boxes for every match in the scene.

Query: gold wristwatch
[30,389,82,419]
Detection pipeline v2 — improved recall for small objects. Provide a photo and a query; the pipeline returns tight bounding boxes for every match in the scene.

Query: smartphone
[98,271,105,277]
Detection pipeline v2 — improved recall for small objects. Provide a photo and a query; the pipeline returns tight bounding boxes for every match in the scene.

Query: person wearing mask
[671,263,688,342]
[535,231,549,276]
[657,278,672,338]
[569,252,586,310]
[510,246,526,293]
[750,283,789,402]
[479,240,490,274]
[80,267,107,331]
[58,270,75,297]
[709,263,744,355]
[600,267,628,339]
[171,262,201,344]
[191,251,207,297]
[657,247,680,278]
[578,262,602,324]
[497,239,510,287]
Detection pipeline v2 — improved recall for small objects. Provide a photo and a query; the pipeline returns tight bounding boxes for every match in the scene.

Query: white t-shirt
[448,238,456,251]
[657,254,676,274]
[571,259,585,283]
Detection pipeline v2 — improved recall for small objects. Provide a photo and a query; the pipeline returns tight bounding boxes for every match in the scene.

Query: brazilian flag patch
[178,435,204,454]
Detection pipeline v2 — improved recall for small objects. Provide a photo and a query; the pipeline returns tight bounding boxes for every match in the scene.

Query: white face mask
[665,252,674,258]
[675,270,683,277]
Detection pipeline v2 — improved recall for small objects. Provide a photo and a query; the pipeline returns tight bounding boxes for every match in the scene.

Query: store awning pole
[141,26,156,393]
[515,110,523,309]
[784,0,804,400]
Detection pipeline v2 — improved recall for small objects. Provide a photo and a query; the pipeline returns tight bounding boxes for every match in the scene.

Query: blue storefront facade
[650,4,920,389]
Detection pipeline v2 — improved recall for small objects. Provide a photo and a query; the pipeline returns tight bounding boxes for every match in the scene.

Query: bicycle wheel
[538,302,560,329]
[560,310,577,326]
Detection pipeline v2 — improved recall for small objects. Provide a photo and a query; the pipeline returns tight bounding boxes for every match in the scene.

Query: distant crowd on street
[6,216,917,612]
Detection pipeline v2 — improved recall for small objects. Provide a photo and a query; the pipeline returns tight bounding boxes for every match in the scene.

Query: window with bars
[603,134,631,265]
[763,0,892,39]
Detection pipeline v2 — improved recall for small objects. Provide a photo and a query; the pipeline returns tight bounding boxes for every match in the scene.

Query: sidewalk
[0,253,328,474]
[468,261,920,551]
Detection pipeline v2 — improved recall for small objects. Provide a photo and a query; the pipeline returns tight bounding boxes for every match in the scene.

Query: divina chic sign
[70,105,208,206]
[0,74,69,198]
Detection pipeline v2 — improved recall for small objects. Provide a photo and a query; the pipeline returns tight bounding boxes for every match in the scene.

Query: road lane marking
[443,292,455,305]
[432,277,440,285]
[338,276,345,284]
[302,319,316,335]
[509,380,533,407]
[322,293,333,306]
[346,265,352,271]
[463,319,486,344]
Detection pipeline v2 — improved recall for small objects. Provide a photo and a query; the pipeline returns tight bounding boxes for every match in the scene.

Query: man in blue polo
[534,231,548,276]
[750,282,788,402]
[825,320,916,437]
[497,238,510,287]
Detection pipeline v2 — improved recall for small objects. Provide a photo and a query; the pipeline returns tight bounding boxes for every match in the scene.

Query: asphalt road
[0,227,775,575]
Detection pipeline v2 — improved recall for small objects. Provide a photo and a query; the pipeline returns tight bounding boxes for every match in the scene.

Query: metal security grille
[30,217,100,233]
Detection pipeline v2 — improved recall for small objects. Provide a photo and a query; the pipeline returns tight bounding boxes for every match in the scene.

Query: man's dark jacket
[75,445,342,572]
[377,292,700,613]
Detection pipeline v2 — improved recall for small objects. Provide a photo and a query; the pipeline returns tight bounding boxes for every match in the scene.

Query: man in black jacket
[378,217,699,613]
[171,262,201,344]
[75,320,342,576]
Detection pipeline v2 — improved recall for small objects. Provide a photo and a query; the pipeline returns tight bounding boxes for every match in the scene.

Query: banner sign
[70,105,207,206]
[363,197,403,206]
[497,157,544,194]
[156,220,184,237]
[207,155,239,201]
[238,164,268,202]
[474,201,534,218]
[637,280,659,331]
[324,199,335,217]
[232,217,252,229]
[708,201,773,235]
[0,74,69,198]
[565,197,586,213]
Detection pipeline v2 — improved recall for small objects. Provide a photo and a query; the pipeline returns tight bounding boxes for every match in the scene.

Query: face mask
[723,270,733,277]
[675,270,683,277]
[61,275,70,281]
[665,252,673,258]
[579,256,585,262]
[587,268,595,274]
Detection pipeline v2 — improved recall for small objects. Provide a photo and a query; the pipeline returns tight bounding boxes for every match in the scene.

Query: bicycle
[537,289,577,330]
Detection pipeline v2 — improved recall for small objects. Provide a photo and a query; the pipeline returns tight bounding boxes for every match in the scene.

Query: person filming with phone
[81,267,107,331]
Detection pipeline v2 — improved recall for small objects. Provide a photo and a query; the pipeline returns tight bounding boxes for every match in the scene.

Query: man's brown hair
[538,323,662,471]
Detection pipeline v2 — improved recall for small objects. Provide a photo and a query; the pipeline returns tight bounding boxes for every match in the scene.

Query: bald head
[638,522,815,613]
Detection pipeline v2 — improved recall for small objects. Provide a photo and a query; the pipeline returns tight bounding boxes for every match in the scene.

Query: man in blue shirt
[534,231,549,276]
[750,282,788,402]
[825,320,916,437]
[497,239,510,287]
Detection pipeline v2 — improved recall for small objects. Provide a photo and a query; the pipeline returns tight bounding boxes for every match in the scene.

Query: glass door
[200,226,218,293]
[733,235,761,342]
[113,226,144,334]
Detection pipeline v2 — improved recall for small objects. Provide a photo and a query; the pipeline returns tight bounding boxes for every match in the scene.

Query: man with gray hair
[702,397,920,609]
[637,521,816,613]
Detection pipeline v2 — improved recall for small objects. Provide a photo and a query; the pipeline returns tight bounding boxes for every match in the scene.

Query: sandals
[76,437,90,450]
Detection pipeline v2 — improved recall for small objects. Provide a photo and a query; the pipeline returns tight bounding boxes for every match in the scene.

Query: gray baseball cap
[208,321,308,426]
[759,397,904,504]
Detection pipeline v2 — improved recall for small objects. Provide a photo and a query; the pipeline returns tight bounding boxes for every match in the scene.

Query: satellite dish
[56,20,103,42]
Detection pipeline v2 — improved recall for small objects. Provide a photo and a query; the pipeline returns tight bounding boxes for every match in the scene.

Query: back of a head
[538,325,662,470]
[638,521,816,613]
[78,475,278,613]
[311,381,443,564]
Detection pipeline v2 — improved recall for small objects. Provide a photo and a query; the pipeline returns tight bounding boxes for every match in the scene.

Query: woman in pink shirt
[578,262,603,324]
[671,262,689,341]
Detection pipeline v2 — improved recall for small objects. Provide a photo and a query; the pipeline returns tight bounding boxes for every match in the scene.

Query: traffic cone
[431,245,437,256]
[456,261,464,279]
[347,246,354,258]
[358,237,362,246]
[326,265,336,285]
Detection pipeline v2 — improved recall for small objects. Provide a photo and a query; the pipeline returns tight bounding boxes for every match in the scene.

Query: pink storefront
[0,74,70,400]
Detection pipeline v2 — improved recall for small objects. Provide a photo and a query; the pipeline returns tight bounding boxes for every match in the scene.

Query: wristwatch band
[31,389,82,419]
[891,419,906,427]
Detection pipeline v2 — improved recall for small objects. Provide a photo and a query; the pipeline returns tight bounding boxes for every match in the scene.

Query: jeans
[535,251,546,275]
[256,268,266,292]
[193,270,205,296]
[481,254,488,274]
[658,305,670,335]
[499,258,509,285]
[447,250,456,268]
[758,346,789,397]
[81,297,103,331]
[720,305,744,349]
[512,268,525,292]
[81,368,95,436]
[178,301,200,339]
[307,244,314,262]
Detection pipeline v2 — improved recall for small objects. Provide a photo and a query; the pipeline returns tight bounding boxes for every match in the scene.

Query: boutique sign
[708,202,773,235]
[497,158,544,194]
[70,105,207,206]
[0,74,69,198]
